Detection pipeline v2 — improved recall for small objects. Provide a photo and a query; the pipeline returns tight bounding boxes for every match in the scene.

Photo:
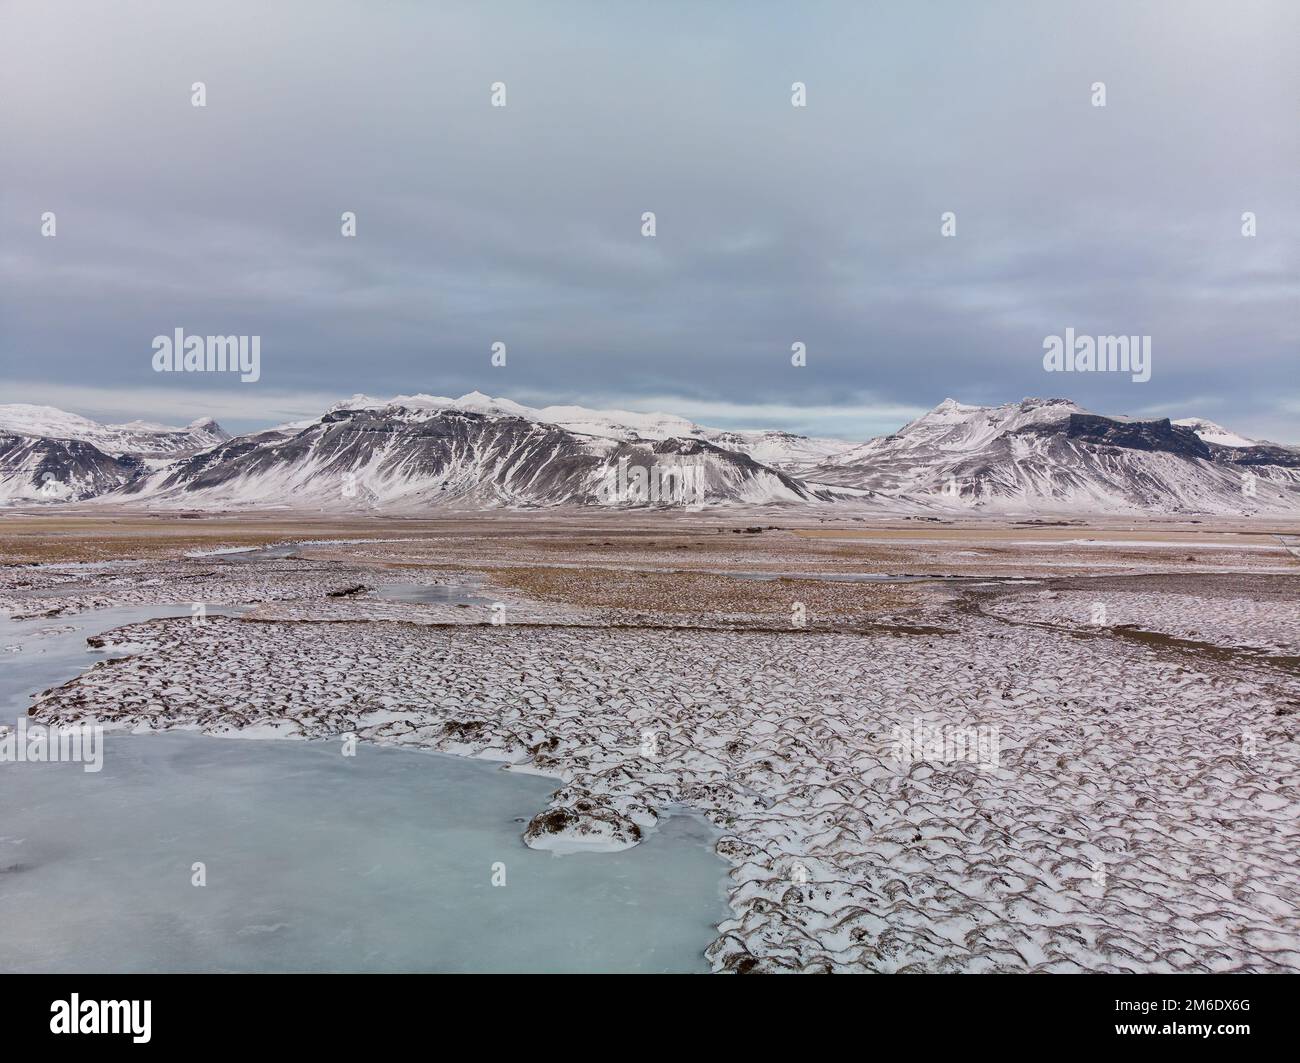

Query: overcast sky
[1,0,1296,441]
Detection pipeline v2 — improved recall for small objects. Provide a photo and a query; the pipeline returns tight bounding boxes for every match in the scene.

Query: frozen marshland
[0,607,728,973]
[2,515,1298,972]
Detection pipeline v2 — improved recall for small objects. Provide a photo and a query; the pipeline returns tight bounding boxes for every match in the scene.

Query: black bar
[2,973,1290,1050]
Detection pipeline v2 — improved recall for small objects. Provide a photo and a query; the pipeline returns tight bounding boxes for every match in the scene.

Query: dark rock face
[0,433,141,500]
[1014,413,1300,469]
[1018,414,1214,459]
[1214,443,1300,469]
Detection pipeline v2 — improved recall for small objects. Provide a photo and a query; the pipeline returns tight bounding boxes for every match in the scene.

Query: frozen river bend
[0,609,729,972]
[26,599,1300,973]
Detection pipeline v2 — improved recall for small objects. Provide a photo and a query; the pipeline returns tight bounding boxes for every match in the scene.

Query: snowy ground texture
[0,555,435,620]
[984,589,1300,657]
[30,605,1300,973]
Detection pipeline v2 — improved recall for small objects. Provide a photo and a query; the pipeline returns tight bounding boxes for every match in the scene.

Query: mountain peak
[451,392,534,417]
[0,403,100,437]
[1173,417,1256,448]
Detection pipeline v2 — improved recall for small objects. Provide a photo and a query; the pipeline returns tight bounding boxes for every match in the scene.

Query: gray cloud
[1,0,1296,441]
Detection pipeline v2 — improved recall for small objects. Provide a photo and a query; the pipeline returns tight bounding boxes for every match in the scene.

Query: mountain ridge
[0,403,230,459]
[2,394,1296,514]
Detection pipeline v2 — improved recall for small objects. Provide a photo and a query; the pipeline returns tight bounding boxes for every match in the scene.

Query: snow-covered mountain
[324,392,855,470]
[1172,417,1256,449]
[0,404,228,459]
[118,397,845,509]
[810,397,1300,514]
[3,393,1296,514]
[0,404,229,502]
[0,433,141,502]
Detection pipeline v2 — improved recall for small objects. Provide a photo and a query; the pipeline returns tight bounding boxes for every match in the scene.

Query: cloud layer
[1,0,1296,441]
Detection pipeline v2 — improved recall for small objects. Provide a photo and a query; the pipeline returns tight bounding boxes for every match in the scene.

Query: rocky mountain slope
[0,405,229,502]
[809,397,1300,514]
[2,393,1296,514]
[119,397,841,509]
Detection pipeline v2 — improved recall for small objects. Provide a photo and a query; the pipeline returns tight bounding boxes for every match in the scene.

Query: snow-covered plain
[24,570,1300,973]
[0,554,460,620]
[984,589,1300,657]
[7,519,1298,973]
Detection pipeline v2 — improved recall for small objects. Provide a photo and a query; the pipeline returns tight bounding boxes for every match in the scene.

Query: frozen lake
[0,606,729,972]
